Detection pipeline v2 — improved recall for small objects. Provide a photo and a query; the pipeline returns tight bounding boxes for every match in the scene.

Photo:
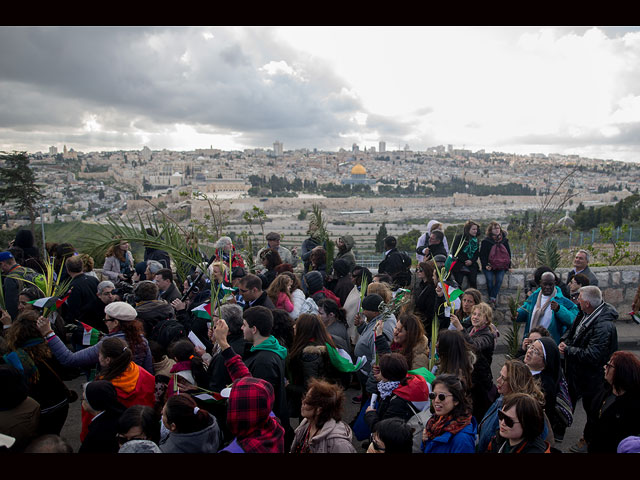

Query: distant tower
[447,144,453,153]
[379,141,386,153]
[49,146,58,155]
[273,141,283,157]
[352,143,359,152]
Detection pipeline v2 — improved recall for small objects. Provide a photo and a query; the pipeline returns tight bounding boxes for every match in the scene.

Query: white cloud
[0,26,639,161]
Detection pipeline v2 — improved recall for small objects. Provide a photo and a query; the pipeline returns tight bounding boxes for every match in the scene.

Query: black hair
[243,306,274,337]
[118,405,161,444]
[372,417,413,454]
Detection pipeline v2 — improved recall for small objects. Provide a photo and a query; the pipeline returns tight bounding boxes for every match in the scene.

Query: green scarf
[251,335,288,360]
[462,236,478,259]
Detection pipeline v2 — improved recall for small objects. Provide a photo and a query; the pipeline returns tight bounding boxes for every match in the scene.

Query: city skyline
[2,26,640,162]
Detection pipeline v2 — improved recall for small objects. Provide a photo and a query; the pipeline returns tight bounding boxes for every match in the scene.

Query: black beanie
[362,294,384,312]
[304,271,324,294]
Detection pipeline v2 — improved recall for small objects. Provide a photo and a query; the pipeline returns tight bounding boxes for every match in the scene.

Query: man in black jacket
[378,236,411,288]
[559,285,618,453]
[133,280,177,337]
[154,268,181,304]
[237,274,275,310]
[240,306,290,443]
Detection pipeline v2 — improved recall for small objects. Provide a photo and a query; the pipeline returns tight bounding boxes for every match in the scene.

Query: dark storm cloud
[0,26,410,149]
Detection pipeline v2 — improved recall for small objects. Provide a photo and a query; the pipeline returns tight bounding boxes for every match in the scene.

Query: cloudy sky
[2,26,640,162]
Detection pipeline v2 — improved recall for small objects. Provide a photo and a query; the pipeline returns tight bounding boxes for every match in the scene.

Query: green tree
[0,151,44,239]
[375,223,388,253]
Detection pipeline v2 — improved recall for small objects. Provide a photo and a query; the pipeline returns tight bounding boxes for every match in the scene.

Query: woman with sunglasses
[583,351,640,453]
[477,359,548,453]
[421,373,476,453]
[487,392,551,453]
[116,405,160,450]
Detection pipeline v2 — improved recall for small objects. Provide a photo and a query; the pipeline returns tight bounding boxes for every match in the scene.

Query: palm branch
[86,212,209,285]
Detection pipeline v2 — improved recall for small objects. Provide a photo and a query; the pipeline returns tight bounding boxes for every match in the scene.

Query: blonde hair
[367,282,392,303]
[472,302,493,326]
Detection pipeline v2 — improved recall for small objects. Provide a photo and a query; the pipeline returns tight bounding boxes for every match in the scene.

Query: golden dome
[351,163,367,175]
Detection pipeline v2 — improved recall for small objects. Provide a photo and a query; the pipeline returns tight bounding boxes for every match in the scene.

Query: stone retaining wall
[470,265,640,322]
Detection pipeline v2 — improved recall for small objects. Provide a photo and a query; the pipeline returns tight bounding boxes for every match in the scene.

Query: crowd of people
[1,222,639,455]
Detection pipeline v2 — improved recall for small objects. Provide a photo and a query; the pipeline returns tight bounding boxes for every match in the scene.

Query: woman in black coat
[450,220,481,289]
[413,261,438,336]
[585,351,640,453]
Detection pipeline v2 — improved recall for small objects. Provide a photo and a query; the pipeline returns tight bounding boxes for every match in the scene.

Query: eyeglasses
[497,409,520,428]
[369,433,385,452]
[416,268,423,272]
[527,344,543,357]
[605,363,615,370]
[429,392,453,402]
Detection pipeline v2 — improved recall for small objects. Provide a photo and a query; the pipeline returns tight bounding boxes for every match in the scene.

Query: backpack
[7,266,47,295]
[150,318,187,349]
[488,242,510,270]
[555,371,574,428]
[405,398,431,453]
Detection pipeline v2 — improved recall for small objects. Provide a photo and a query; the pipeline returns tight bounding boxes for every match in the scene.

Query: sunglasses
[429,392,453,402]
[497,409,520,428]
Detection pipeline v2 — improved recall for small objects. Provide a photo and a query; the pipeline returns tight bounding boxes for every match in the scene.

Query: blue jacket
[477,396,549,453]
[517,287,578,344]
[422,416,477,453]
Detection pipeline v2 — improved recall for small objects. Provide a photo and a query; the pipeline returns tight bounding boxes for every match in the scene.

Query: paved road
[59,320,640,453]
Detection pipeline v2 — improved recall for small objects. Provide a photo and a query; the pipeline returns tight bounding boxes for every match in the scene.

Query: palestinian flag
[192,302,213,320]
[80,322,101,346]
[443,283,464,303]
[444,254,457,274]
[29,293,70,312]
[326,343,367,373]
[408,367,436,385]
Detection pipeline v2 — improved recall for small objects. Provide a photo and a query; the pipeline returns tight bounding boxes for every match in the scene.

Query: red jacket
[80,363,155,441]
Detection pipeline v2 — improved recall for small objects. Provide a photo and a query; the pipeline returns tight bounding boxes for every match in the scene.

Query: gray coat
[159,413,222,453]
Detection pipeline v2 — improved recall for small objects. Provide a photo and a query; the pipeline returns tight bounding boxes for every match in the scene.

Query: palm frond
[86,212,209,283]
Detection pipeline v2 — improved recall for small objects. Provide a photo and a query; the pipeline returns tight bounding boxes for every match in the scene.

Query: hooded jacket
[291,418,356,453]
[222,348,285,453]
[335,235,356,272]
[135,299,177,337]
[286,344,347,418]
[365,374,430,431]
[241,336,289,428]
[80,362,155,442]
[159,413,222,453]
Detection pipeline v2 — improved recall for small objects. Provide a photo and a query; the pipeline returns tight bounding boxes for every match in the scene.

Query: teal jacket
[517,287,578,344]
